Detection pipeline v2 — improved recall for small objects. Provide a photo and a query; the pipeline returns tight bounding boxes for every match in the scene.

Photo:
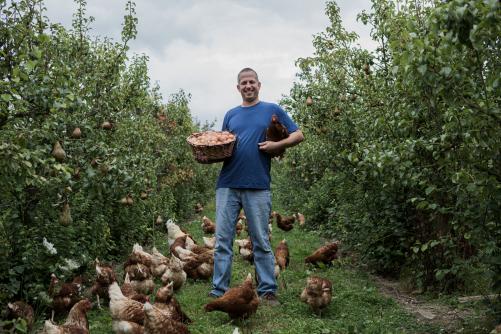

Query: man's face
[237,71,261,103]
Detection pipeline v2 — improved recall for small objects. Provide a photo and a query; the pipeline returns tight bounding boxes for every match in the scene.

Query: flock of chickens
[5,206,339,334]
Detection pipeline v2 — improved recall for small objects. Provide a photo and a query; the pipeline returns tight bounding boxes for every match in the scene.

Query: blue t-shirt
[216,101,299,190]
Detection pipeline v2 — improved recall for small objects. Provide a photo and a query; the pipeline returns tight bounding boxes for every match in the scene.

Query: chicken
[6,301,34,331]
[203,236,216,249]
[265,114,289,157]
[166,220,196,249]
[154,281,191,324]
[201,216,216,234]
[304,242,339,266]
[204,273,259,319]
[128,244,154,268]
[109,282,145,325]
[49,273,83,320]
[235,238,253,263]
[42,299,92,334]
[294,212,305,226]
[143,302,190,334]
[274,239,289,275]
[150,247,169,278]
[91,258,116,309]
[160,256,186,290]
[112,320,144,334]
[300,276,332,314]
[235,219,244,236]
[124,259,151,281]
[176,247,214,280]
[275,213,295,231]
[121,273,148,303]
[170,235,188,259]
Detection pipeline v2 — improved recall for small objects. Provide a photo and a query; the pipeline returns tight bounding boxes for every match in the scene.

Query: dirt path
[371,275,473,333]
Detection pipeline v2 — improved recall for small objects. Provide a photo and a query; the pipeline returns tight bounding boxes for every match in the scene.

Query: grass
[81,201,444,334]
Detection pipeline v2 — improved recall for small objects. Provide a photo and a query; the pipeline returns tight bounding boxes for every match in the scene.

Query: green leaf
[440,67,451,77]
[425,186,435,195]
[1,94,12,102]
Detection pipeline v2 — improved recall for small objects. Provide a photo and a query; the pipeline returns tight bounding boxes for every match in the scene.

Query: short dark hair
[237,68,259,83]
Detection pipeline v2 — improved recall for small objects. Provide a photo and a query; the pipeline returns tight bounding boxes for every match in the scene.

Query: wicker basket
[187,131,236,164]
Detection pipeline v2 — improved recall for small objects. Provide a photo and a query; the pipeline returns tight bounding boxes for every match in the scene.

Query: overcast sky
[43,0,375,128]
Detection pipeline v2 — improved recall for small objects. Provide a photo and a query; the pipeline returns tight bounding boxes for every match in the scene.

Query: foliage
[276,0,501,293]
[0,0,215,306]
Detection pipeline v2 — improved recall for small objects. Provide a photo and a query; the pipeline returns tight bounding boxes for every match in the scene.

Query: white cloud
[43,0,375,128]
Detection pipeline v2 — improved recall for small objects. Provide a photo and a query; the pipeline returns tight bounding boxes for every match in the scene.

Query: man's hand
[258,141,283,155]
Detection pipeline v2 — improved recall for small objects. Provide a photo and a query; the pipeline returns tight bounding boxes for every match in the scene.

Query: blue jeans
[210,188,277,297]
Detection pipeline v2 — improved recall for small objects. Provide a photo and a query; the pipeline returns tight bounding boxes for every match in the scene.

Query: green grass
[80,201,445,334]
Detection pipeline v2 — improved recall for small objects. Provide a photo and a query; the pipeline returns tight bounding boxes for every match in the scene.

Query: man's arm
[258,130,304,154]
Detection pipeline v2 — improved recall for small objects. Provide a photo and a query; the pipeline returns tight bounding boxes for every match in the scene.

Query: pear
[126,195,133,206]
[59,203,72,226]
[52,141,66,162]
[71,127,82,139]
[101,121,112,130]
[140,191,148,200]
[306,96,313,106]
[120,197,128,205]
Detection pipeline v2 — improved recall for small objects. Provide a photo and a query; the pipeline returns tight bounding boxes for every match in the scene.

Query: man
[209,68,304,305]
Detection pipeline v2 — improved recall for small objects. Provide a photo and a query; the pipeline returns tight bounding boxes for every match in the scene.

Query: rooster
[304,242,339,266]
[91,258,116,309]
[275,213,295,232]
[143,302,190,334]
[109,282,145,325]
[201,216,216,234]
[204,273,259,319]
[265,114,289,158]
[300,276,332,315]
[42,299,92,334]
[154,281,191,324]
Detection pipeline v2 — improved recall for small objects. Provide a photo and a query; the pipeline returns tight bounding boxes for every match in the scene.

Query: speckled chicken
[49,273,83,320]
[304,242,339,266]
[6,301,34,331]
[42,299,92,334]
[143,302,190,334]
[108,282,144,325]
[204,273,259,320]
[91,258,117,309]
[160,255,187,290]
[154,281,191,324]
[300,276,332,314]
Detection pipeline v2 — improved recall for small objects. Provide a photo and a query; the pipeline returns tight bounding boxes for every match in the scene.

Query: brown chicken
[274,239,290,273]
[49,273,83,320]
[6,301,34,331]
[235,238,253,263]
[112,320,144,334]
[121,273,148,303]
[304,242,339,266]
[91,258,116,309]
[150,247,169,278]
[201,216,216,234]
[42,299,92,334]
[275,213,295,231]
[202,236,216,249]
[265,114,289,157]
[170,235,188,259]
[194,202,204,213]
[108,282,145,325]
[204,273,259,319]
[160,256,187,290]
[177,247,214,280]
[143,302,190,334]
[294,212,305,226]
[300,276,332,315]
[235,219,244,236]
[154,281,191,324]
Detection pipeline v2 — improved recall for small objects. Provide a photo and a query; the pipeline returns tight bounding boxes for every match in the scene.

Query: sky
[43,0,376,128]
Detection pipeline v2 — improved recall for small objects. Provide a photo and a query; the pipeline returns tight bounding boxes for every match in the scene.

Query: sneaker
[260,293,280,306]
